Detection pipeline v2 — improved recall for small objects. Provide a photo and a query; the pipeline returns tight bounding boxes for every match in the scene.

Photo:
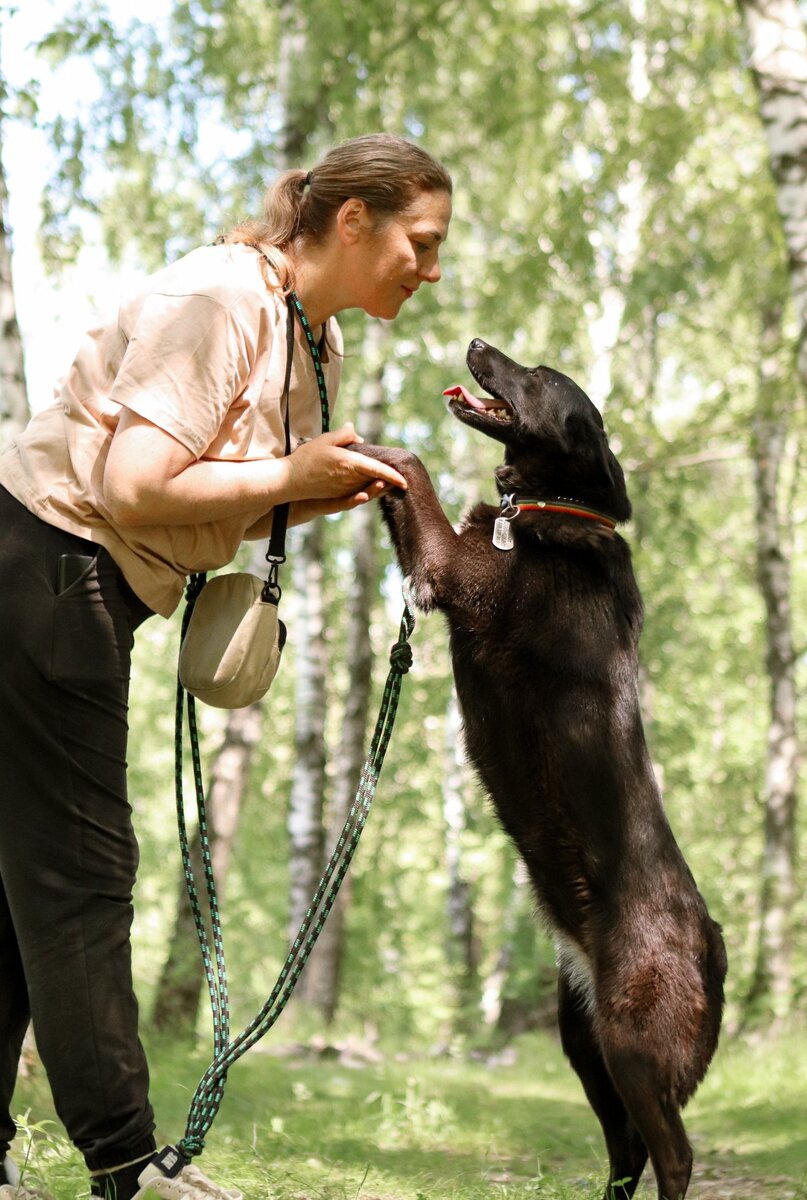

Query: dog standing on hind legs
[357,338,727,1200]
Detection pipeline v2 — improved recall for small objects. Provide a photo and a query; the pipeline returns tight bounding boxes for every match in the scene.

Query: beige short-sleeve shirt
[0,243,343,617]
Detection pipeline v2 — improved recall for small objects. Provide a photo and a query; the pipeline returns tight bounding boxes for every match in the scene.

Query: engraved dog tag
[492,517,515,550]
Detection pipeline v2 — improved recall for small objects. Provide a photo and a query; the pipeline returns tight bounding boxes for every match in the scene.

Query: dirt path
[637,1161,803,1199]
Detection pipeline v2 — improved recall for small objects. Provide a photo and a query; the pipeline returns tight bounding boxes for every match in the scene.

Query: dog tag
[492,517,515,550]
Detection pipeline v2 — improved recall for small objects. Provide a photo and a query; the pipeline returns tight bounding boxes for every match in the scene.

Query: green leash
[166,585,415,1170]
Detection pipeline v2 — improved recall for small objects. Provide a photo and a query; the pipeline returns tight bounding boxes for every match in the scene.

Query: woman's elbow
[102,468,157,527]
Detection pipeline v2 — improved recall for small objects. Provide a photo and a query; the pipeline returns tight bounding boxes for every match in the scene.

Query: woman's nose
[420,256,442,284]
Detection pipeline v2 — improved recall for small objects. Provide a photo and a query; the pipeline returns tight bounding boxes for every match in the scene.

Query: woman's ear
[336,198,369,245]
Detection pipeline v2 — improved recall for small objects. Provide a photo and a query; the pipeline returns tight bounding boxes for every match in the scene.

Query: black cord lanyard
[289,289,330,434]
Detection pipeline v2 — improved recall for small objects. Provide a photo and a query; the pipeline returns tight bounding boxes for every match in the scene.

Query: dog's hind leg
[557,973,648,1199]
[599,1037,693,1200]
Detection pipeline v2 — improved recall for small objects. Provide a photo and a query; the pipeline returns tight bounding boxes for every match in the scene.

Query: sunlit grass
[9,1028,807,1198]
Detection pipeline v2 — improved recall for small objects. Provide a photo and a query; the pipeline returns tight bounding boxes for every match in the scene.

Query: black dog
[359,339,727,1200]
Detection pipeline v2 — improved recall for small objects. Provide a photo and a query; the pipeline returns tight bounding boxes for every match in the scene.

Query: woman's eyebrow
[416,228,447,244]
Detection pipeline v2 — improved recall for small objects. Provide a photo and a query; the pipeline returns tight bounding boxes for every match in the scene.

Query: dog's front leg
[353,444,459,612]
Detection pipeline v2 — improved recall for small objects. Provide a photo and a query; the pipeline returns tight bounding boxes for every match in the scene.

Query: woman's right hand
[283,423,408,501]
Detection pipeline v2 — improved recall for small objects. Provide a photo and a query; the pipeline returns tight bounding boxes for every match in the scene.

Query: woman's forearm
[103,410,406,528]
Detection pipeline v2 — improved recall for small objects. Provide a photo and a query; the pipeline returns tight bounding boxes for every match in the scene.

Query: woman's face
[348,189,452,320]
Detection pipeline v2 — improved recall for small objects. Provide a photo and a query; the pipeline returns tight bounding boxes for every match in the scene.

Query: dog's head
[445,339,631,523]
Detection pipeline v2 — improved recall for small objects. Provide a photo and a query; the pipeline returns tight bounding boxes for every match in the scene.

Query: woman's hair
[220,133,452,291]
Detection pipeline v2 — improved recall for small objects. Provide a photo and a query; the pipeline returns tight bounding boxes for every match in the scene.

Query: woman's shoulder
[144,242,286,320]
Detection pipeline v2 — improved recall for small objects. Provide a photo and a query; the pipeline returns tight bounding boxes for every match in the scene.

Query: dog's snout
[468,338,486,352]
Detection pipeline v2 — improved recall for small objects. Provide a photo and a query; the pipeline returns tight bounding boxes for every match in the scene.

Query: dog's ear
[564,414,614,486]
[592,432,615,487]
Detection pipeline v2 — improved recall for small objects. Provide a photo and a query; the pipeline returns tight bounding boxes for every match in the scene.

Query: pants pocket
[49,550,132,686]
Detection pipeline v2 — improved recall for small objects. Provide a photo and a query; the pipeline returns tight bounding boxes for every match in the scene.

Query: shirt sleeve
[109,290,255,458]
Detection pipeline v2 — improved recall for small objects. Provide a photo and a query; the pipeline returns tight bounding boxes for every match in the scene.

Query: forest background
[0,0,805,1196]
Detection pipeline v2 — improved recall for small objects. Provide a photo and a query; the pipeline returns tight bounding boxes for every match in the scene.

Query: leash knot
[177,1135,205,1160]
[389,639,413,674]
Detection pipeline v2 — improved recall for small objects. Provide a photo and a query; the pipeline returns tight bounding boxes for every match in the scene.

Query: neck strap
[500,493,617,530]
[288,289,330,433]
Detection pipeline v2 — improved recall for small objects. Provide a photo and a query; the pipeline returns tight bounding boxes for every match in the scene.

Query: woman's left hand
[287,479,393,526]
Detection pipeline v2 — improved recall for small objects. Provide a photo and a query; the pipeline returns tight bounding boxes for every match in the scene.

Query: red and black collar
[499,493,617,531]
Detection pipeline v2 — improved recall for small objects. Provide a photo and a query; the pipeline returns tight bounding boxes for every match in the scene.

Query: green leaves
[9,0,805,1032]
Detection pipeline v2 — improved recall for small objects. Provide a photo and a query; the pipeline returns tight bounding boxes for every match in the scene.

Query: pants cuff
[85,1135,157,1174]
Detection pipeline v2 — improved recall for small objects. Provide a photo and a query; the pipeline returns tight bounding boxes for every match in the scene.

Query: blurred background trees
[1,0,804,1049]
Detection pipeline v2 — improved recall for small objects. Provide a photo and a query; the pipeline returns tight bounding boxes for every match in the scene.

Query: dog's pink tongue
[443,384,489,412]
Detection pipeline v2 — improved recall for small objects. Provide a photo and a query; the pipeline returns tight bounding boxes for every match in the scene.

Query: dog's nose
[469,338,486,352]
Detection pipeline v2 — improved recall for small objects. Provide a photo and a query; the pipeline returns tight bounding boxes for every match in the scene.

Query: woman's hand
[285,480,392,527]
[282,424,407,501]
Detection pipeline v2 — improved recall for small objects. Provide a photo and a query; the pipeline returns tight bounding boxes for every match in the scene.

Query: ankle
[89,1150,155,1200]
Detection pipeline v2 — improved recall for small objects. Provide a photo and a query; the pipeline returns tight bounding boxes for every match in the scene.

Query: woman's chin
[364,299,404,321]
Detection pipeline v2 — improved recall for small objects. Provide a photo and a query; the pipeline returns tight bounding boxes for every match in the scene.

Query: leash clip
[499,493,520,520]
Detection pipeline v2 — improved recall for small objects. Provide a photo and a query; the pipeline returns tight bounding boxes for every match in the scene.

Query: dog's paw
[354,443,421,476]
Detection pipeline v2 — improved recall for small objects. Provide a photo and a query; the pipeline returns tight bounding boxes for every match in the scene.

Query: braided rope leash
[161,584,416,1176]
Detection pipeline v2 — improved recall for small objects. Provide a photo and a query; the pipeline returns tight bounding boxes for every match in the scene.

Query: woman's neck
[287,240,351,328]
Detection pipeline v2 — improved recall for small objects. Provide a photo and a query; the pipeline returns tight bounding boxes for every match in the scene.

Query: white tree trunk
[304,319,390,1023]
[286,518,328,983]
[745,304,800,1025]
[737,0,807,379]
[152,701,263,1033]
[580,0,650,410]
[0,59,30,449]
[442,691,479,1036]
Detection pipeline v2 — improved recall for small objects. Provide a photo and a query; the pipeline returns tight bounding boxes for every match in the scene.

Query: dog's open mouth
[442,384,513,425]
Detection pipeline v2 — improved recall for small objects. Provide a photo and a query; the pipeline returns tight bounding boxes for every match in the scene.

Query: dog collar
[499,494,617,530]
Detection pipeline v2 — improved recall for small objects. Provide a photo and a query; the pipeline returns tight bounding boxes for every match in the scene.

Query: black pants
[0,486,156,1172]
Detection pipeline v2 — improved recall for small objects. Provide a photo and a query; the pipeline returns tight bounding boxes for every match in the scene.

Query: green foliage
[5,0,806,1042]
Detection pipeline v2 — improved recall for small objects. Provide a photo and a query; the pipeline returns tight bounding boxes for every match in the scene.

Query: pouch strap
[263,292,332,600]
[263,296,296,590]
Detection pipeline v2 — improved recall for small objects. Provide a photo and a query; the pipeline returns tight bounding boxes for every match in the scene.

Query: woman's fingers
[287,427,407,498]
[341,449,407,490]
[288,481,389,526]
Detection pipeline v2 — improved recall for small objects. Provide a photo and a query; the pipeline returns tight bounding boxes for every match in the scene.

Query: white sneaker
[0,1155,47,1199]
[133,1161,243,1200]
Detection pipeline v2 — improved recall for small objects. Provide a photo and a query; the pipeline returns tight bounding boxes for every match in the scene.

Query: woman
[0,133,452,1200]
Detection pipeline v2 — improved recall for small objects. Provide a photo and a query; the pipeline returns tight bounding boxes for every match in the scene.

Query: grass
[9,1028,807,1199]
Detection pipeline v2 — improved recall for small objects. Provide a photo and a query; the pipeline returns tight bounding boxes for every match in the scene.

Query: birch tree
[575,0,652,411]
[303,319,390,1023]
[152,703,264,1033]
[0,38,29,450]
[736,0,807,381]
[742,303,801,1025]
[735,0,804,1023]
